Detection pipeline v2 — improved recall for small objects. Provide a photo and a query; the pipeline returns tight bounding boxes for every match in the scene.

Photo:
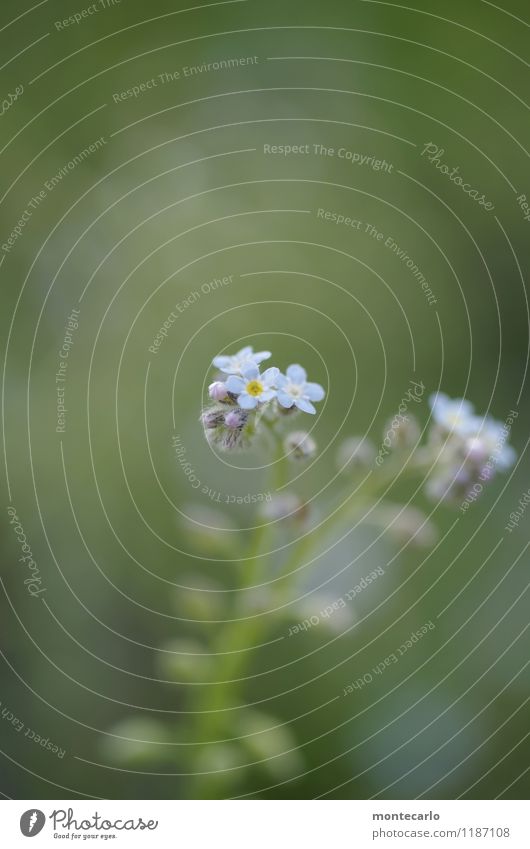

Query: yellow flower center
[246,379,263,397]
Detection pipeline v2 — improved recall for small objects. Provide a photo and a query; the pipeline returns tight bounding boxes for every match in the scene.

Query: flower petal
[295,398,316,414]
[253,350,272,364]
[481,418,504,440]
[305,382,325,401]
[225,375,245,393]
[241,362,259,380]
[238,393,258,409]
[261,366,279,386]
[498,445,517,470]
[286,364,307,384]
[276,373,288,388]
[237,346,253,357]
[277,391,295,409]
[429,391,449,411]
[459,414,484,437]
[260,388,276,402]
[212,355,231,369]
[454,398,474,417]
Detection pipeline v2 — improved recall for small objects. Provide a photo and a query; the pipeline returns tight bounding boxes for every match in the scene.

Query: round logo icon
[20,810,46,837]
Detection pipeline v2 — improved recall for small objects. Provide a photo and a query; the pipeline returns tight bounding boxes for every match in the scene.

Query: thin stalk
[185,451,406,797]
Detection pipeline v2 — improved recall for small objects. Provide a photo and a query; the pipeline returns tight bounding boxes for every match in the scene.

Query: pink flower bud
[225,410,244,429]
[201,409,223,429]
[209,381,228,401]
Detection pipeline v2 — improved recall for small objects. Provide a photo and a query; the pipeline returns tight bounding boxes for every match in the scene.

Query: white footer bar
[1,799,527,848]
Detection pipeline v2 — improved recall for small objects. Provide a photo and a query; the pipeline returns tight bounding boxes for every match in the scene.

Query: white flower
[276,364,325,415]
[225,364,279,410]
[212,346,271,375]
[429,392,476,437]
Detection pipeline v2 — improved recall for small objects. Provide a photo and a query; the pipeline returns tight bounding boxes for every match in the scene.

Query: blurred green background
[0,0,528,799]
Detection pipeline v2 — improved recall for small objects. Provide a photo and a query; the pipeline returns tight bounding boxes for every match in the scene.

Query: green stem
[185,452,405,797]
[185,432,287,797]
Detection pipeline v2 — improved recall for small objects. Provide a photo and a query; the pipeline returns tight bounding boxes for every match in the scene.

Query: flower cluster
[202,346,325,451]
[425,393,517,503]
[333,392,517,509]
[110,386,518,794]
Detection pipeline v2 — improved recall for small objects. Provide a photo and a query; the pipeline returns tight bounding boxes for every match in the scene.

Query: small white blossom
[276,364,325,415]
[429,392,476,437]
[225,364,279,410]
[212,346,271,375]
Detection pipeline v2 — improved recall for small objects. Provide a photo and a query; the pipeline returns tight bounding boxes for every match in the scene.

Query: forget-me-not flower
[276,364,325,415]
[429,392,476,437]
[225,364,279,410]
[213,346,271,375]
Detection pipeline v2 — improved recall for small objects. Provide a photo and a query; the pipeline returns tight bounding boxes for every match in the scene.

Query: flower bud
[103,718,169,765]
[172,574,225,620]
[294,595,355,635]
[246,587,275,614]
[336,436,376,473]
[194,743,242,780]
[375,503,438,548]
[239,709,303,780]
[383,413,421,450]
[425,467,471,504]
[260,492,307,522]
[277,402,298,416]
[208,381,229,401]
[225,409,246,429]
[180,505,237,555]
[157,638,213,682]
[201,405,250,451]
[201,407,225,429]
[220,426,248,451]
[283,430,317,460]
